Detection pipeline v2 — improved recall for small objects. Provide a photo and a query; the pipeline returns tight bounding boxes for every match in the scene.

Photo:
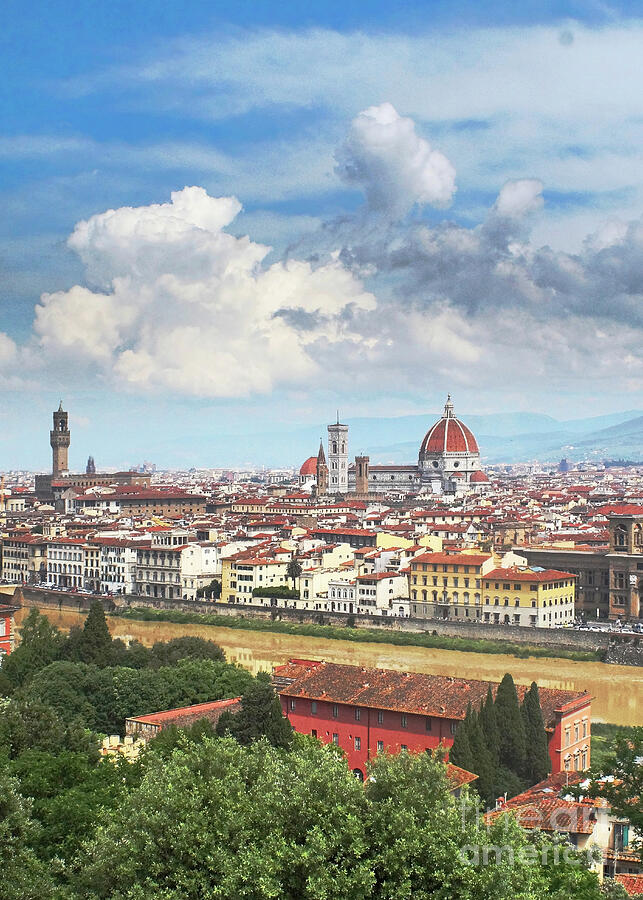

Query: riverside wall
[11,586,643,664]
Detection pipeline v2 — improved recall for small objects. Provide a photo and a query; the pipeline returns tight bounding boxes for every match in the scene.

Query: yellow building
[408,551,494,619]
[220,555,291,605]
[482,567,576,628]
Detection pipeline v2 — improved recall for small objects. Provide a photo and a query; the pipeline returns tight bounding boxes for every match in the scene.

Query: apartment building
[1,533,47,584]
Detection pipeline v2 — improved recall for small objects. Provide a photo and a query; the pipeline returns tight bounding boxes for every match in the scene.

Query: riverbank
[17,605,643,726]
[116,606,603,663]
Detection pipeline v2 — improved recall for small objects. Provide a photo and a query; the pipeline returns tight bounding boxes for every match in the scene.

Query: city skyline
[3,2,643,466]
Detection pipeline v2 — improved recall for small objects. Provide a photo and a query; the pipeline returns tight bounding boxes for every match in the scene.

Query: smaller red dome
[299,456,318,477]
[470,470,490,483]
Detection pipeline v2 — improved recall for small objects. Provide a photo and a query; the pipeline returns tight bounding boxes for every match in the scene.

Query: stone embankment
[12,585,643,664]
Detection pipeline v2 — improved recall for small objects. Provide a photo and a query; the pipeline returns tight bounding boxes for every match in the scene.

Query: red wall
[281,695,592,778]
[0,612,12,659]
[548,701,592,773]
[282,696,457,776]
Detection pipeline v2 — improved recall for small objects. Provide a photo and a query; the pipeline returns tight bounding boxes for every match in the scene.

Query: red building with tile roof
[276,660,591,779]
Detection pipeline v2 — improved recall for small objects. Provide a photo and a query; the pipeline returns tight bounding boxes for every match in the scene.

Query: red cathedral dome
[299,456,318,476]
[470,470,490,483]
[419,396,479,456]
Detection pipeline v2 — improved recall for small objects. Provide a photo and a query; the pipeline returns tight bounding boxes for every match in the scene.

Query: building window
[425,717,432,732]
[311,729,317,738]
[377,740,384,752]
[355,736,361,750]
[311,700,317,715]
[354,708,361,721]
[450,722,458,735]
[401,744,408,751]
[401,714,408,728]
[377,710,384,725]
[289,698,296,711]
[332,733,339,745]
[332,704,339,718]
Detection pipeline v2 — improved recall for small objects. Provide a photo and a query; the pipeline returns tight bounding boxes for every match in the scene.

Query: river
[13,606,643,726]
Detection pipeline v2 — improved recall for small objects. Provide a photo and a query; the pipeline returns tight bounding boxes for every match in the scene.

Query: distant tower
[86,455,96,475]
[327,413,349,493]
[316,439,328,495]
[355,455,370,496]
[50,401,70,478]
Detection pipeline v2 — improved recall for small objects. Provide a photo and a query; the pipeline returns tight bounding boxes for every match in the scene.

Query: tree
[0,697,96,760]
[196,579,221,599]
[1,608,64,689]
[479,684,500,766]
[149,636,225,668]
[73,600,113,666]
[365,749,603,900]
[286,555,303,588]
[449,704,475,774]
[575,726,643,861]
[467,709,497,806]
[8,749,137,863]
[19,661,97,726]
[521,681,551,785]
[71,737,373,899]
[217,674,293,749]
[494,673,526,778]
[0,766,54,899]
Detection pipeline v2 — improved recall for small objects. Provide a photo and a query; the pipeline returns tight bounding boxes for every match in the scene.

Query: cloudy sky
[2,0,643,469]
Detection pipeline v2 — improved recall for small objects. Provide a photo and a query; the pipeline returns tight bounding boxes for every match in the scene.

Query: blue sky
[2,1,643,469]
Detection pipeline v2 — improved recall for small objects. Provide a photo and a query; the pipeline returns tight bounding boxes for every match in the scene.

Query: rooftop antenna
[336,409,340,424]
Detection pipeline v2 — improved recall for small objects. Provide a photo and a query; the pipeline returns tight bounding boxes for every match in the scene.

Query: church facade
[299,397,489,498]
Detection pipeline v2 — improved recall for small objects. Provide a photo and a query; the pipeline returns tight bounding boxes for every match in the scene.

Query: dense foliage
[0,607,631,898]
[450,675,551,805]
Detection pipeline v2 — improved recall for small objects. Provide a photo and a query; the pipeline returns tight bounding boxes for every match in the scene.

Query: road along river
[13,606,643,726]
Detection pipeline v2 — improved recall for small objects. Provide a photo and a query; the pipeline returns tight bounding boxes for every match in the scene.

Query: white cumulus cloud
[31,187,377,397]
[335,102,456,218]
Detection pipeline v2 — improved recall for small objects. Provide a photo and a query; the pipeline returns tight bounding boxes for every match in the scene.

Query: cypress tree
[467,709,496,807]
[521,682,551,785]
[449,704,475,774]
[494,673,526,778]
[479,685,500,766]
[77,601,113,666]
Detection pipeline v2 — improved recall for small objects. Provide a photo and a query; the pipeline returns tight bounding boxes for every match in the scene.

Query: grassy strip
[114,606,603,663]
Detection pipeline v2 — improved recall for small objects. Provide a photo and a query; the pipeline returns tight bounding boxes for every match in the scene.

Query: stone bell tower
[316,439,329,496]
[355,455,370,496]
[50,401,70,478]
[327,413,349,493]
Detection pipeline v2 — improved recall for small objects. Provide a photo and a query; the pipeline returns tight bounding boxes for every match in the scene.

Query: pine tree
[76,601,113,666]
[449,704,475,774]
[494,673,526,778]
[521,682,551,785]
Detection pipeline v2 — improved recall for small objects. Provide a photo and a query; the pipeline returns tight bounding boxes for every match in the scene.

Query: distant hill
[196,408,643,467]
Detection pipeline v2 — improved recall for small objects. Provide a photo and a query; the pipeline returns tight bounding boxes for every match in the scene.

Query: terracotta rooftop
[616,874,643,897]
[126,697,242,730]
[276,661,590,728]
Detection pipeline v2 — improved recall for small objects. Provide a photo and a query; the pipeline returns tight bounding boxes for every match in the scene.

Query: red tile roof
[276,661,590,727]
[411,552,492,567]
[126,697,241,730]
[616,874,643,896]
[484,567,577,583]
